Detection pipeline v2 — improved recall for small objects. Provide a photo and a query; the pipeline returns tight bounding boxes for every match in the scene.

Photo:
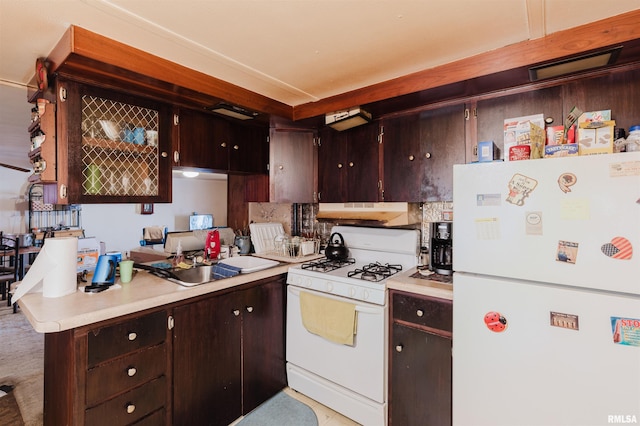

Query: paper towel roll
[12,237,78,303]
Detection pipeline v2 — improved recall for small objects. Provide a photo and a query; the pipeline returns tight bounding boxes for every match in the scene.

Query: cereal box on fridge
[504,114,545,161]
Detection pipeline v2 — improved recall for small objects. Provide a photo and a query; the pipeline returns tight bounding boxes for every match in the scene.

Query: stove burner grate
[347,262,402,282]
[301,257,355,273]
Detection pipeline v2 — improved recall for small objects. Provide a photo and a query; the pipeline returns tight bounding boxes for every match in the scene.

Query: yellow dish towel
[300,291,357,346]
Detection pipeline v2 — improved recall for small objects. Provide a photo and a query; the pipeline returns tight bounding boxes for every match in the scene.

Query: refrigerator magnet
[601,236,633,260]
[556,240,578,264]
[557,172,577,193]
[506,173,538,206]
[484,311,507,332]
[525,211,543,235]
[611,317,640,347]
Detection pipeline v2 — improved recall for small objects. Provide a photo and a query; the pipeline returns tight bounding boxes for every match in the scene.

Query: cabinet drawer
[392,292,452,333]
[84,376,166,426]
[86,343,167,406]
[88,311,166,366]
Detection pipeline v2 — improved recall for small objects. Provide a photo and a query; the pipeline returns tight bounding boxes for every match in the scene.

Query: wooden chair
[0,235,19,307]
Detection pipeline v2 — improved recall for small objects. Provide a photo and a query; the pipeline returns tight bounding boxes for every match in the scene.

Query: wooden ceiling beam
[292,8,640,120]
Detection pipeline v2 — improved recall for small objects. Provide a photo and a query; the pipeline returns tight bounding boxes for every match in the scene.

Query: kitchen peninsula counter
[387,267,453,300]
[18,262,292,333]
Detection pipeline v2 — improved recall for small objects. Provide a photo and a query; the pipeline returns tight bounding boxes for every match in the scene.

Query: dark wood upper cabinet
[229,124,269,174]
[57,79,173,204]
[419,105,467,202]
[173,108,214,169]
[173,109,230,172]
[382,114,420,202]
[269,121,317,203]
[383,104,465,202]
[318,122,380,203]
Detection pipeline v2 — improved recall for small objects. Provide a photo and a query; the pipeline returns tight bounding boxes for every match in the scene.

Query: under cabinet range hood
[325,107,372,131]
[316,202,421,227]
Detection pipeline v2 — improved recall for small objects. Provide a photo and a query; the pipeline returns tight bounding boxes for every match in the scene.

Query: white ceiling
[1,0,640,170]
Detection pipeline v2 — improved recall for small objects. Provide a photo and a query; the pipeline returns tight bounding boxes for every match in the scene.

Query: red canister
[205,229,220,260]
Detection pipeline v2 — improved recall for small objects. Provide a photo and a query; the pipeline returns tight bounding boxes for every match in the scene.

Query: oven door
[286,285,387,403]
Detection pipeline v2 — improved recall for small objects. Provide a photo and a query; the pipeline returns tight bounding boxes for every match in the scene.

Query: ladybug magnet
[484,311,508,332]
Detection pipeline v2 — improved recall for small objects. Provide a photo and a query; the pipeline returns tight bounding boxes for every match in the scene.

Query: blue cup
[133,127,145,145]
[123,128,134,143]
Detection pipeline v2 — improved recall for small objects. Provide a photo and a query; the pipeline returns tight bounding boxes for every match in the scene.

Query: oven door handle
[287,286,382,314]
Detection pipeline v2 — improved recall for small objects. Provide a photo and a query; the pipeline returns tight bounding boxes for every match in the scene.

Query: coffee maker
[430,222,453,275]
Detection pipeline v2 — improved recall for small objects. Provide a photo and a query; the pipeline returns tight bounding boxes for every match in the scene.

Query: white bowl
[99,120,120,141]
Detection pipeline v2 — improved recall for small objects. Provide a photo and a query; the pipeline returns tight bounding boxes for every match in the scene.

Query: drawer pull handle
[246,306,254,313]
[395,344,404,353]
[127,367,137,377]
[416,309,424,317]
[126,403,136,414]
[233,309,240,316]
[128,332,137,341]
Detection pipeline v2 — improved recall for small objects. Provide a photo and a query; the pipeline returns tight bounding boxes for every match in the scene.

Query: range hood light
[326,107,372,131]
[529,46,622,81]
[182,171,199,178]
[209,103,257,120]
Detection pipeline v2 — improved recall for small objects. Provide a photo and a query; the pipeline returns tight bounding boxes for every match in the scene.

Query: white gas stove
[286,225,420,426]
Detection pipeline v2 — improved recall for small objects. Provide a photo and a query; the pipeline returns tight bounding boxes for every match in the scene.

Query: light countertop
[18,263,292,333]
[387,267,453,300]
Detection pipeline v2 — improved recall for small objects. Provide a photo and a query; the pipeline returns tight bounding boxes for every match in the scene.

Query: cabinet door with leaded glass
[57,80,172,203]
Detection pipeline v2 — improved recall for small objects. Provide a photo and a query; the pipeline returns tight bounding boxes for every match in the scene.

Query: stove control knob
[349,287,356,297]
[326,282,334,292]
[305,278,312,287]
[363,289,370,300]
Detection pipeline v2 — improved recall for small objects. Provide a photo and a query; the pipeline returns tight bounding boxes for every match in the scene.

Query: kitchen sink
[167,265,213,286]
[134,263,214,287]
[134,256,280,287]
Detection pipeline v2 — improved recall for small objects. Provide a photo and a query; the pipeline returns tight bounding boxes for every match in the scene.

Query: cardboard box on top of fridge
[578,110,611,124]
[544,143,579,158]
[477,141,500,162]
[577,120,615,155]
[545,125,578,158]
[504,114,545,161]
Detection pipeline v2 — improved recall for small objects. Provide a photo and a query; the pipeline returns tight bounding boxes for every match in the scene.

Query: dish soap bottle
[173,241,184,267]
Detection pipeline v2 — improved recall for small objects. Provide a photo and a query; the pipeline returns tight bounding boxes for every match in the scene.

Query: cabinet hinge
[473,108,478,119]
[315,136,321,147]
[378,126,384,144]
[317,191,321,201]
[464,109,470,121]
[167,315,174,330]
[266,135,270,143]
[173,114,179,126]
[266,163,270,171]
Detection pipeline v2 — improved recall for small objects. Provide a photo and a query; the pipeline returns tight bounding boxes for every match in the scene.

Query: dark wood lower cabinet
[389,291,452,426]
[41,275,286,425]
[172,275,286,426]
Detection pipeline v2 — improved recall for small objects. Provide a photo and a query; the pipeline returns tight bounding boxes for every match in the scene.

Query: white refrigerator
[452,152,640,426]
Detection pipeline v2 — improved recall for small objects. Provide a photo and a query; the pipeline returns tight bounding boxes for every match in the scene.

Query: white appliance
[452,152,640,426]
[286,225,420,426]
